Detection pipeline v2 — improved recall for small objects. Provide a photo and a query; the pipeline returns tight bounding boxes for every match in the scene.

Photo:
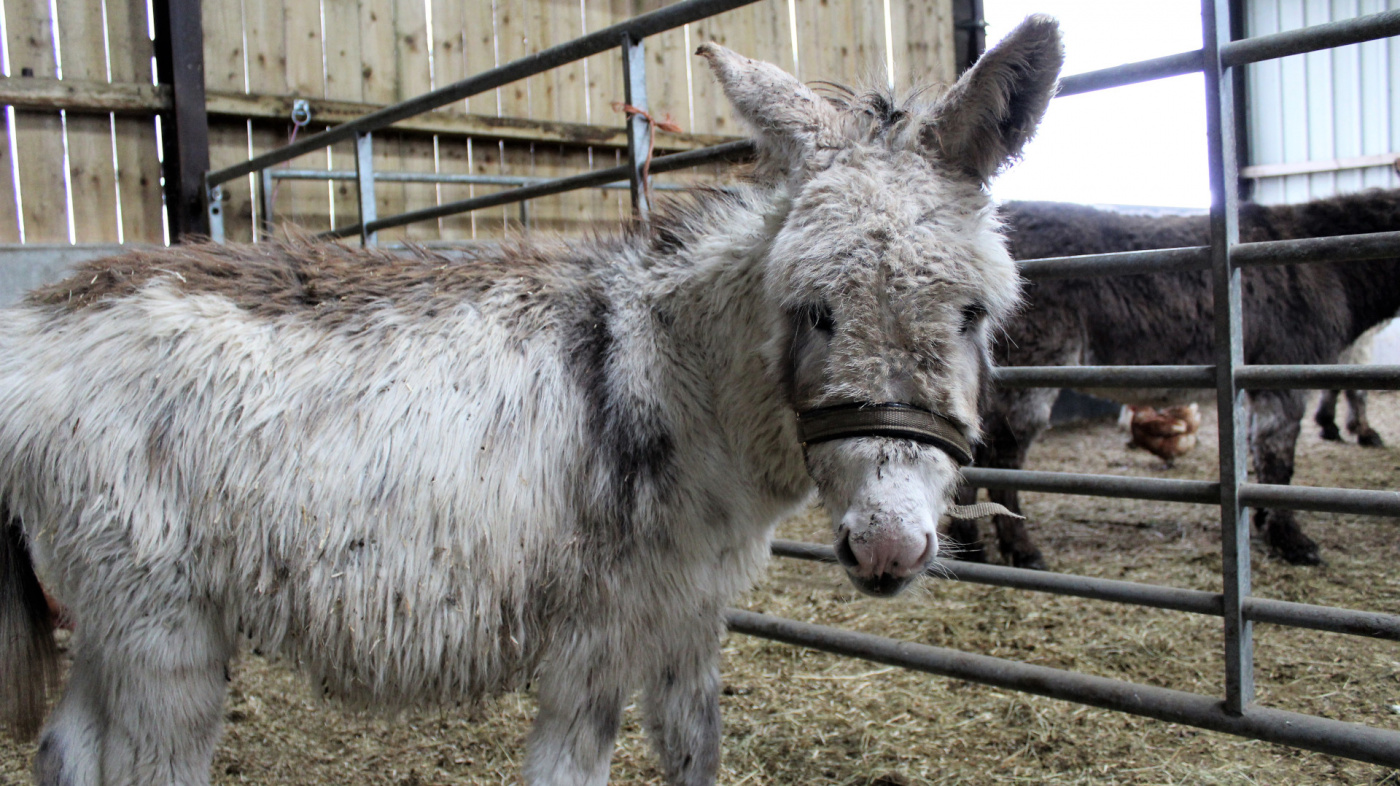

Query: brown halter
[796,402,975,467]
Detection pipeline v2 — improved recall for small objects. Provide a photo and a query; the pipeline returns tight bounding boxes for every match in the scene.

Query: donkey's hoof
[1318,425,1343,442]
[1271,536,1323,566]
[1357,430,1385,448]
[1009,549,1048,571]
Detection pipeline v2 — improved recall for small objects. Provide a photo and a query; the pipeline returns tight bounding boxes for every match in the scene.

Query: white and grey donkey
[0,17,1062,786]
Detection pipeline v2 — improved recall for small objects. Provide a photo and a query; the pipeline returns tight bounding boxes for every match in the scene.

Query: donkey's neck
[639,189,813,512]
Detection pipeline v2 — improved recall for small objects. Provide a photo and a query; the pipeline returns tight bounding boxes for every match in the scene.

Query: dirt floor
[5,393,1400,785]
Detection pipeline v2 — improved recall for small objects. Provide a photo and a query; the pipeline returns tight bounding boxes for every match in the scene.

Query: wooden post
[151,0,210,240]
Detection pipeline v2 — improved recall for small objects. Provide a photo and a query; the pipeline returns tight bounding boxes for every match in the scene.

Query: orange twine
[613,102,683,209]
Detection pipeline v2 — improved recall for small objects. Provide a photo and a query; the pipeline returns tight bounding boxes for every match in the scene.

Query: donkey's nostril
[834,530,858,568]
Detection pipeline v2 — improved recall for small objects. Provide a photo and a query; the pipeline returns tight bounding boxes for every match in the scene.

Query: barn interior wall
[1245,0,1400,204]
[0,0,954,247]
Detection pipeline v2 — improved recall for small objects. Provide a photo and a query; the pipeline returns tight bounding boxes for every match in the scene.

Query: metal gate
[203,0,1400,768]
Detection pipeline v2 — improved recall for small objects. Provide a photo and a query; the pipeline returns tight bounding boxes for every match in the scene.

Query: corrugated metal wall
[1245,0,1400,204]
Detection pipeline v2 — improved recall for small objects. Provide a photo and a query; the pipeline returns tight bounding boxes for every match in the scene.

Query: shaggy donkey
[952,189,1400,569]
[0,20,1062,786]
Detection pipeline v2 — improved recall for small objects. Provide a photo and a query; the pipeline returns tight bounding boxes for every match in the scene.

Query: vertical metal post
[151,0,211,241]
[355,132,378,247]
[257,168,274,242]
[207,185,224,243]
[1203,0,1252,714]
[621,33,651,218]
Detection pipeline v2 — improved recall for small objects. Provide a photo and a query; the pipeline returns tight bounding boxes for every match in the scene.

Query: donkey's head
[701,16,1062,596]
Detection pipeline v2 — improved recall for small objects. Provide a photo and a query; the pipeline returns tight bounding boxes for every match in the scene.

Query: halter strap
[796,402,975,466]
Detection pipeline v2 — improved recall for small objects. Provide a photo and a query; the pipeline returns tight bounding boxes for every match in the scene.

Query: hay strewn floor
[5,393,1400,784]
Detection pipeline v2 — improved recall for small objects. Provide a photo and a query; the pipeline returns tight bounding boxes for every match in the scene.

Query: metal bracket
[621,33,651,218]
[355,131,378,246]
[207,184,225,243]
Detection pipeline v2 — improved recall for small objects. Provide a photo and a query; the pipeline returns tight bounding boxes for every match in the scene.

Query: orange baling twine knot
[612,102,683,208]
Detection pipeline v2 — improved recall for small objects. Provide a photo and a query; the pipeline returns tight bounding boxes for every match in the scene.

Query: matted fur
[0,19,1062,786]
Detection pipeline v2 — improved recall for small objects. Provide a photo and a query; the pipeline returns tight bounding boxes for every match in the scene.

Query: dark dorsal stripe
[797,402,975,466]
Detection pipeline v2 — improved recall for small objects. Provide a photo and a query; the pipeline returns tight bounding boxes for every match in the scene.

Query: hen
[1120,403,1202,467]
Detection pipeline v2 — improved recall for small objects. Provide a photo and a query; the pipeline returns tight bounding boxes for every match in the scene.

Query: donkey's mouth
[847,571,917,598]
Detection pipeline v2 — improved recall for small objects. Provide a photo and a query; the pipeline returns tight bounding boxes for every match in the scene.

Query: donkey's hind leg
[37,602,233,786]
[1315,390,1343,441]
[1344,389,1384,447]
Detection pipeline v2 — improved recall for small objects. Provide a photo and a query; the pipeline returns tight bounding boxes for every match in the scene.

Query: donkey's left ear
[698,43,842,174]
[920,14,1063,183]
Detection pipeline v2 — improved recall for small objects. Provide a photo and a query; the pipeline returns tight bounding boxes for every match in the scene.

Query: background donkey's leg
[100,601,231,785]
[525,636,626,786]
[1248,389,1322,565]
[980,389,1057,570]
[1314,389,1342,441]
[1344,389,1384,447]
[641,612,721,786]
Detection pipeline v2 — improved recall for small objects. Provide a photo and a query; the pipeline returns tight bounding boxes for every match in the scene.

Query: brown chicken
[1121,403,1202,467]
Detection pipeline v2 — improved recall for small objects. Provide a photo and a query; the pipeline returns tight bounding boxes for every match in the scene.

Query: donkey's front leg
[525,644,626,786]
[641,615,722,786]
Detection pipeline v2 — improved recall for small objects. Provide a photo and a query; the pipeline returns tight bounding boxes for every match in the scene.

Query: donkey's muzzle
[797,402,974,466]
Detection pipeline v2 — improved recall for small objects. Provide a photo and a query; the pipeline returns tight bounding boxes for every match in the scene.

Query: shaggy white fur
[0,18,1061,786]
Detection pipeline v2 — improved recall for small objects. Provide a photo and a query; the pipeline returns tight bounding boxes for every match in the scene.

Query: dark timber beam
[151,0,210,240]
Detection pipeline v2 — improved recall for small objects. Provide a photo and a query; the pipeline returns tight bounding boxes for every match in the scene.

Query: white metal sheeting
[1247,0,1400,203]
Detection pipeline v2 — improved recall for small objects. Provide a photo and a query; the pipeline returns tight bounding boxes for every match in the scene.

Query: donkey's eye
[805,302,836,333]
[959,303,987,334]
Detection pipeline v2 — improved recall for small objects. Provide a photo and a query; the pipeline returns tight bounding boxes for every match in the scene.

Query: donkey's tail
[0,504,57,739]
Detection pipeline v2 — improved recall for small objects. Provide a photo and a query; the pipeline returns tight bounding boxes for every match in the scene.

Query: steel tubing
[960,468,1218,503]
[1221,8,1400,68]
[206,0,763,186]
[1230,230,1400,267]
[321,141,753,238]
[1048,10,1400,99]
[769,540,1400,640]
[1057,50,1205,97]
[958,467,1400,518]
[991,365,1215,388]
[1235,364,1400,389]
[991,364,1400,390]
[1017,246,1210,279]
[1016,231,1400,281]
[725,610,1400,767]
[269,168,697,191]
[1239,483,1400,517]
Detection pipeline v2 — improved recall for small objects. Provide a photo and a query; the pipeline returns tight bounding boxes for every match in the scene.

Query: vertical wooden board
[359,0,405,243]
[240,0,290,238]
[7,0,69,242]
[584,0,626,224]
[425,0,474,241]
[898,0,953,90]
[321,0,363,235]
[686,1,732,137]
[209,122,256,242]
[278,0,332,234]
[522,0,574,234]
[107,0,162,244]
[463,0,504,236]
[0,106,18,242]
[435,137,475,240]
[394,0,439,242]
[495,0,536,235]
[55,0,120,242]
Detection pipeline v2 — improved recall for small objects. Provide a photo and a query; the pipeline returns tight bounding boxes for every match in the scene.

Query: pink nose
[837,526,935,579]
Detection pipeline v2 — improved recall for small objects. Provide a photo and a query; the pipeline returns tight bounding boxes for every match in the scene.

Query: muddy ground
[4,393,1400,785]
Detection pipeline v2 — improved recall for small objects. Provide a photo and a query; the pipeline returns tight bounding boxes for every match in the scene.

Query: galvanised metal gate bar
[730,0,1400,768]
[770,540,1400,641]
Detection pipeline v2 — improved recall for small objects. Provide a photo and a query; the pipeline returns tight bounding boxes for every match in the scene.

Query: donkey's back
[0,243,607,704]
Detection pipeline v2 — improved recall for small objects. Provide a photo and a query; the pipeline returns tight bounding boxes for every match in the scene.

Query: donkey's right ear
[919,14,1063,183]
[698,43,842,174]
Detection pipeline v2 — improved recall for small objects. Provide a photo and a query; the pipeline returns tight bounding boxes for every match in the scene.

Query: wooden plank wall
[0,0,954,245]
